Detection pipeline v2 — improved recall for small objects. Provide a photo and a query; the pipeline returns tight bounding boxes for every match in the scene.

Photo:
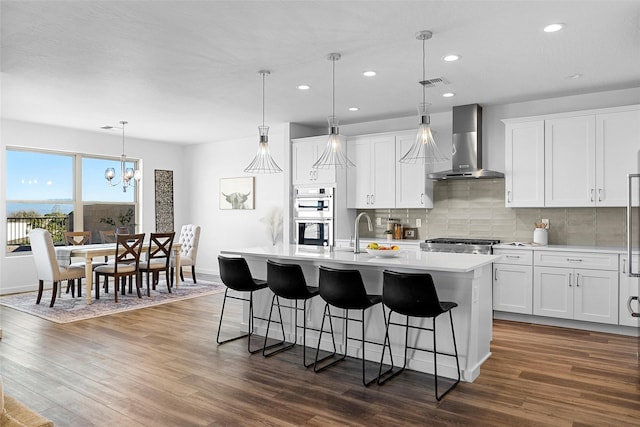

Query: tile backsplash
[359,179,626,247]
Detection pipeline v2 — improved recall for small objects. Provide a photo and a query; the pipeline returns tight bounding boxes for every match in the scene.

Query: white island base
[220,246,499,382]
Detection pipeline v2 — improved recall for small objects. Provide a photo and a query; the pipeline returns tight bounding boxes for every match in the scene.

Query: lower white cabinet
[533,251,619,325]
[493,249,533,314]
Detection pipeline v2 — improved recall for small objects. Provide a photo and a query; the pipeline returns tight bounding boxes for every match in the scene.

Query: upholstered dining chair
[170,224,201,286]
[138,231,175,296]
[29,228,85,307]
[94,233,145,302]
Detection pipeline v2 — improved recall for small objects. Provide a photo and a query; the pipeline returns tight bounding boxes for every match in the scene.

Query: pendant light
[244,70,282,174]
[313,52,355,169]
[399,30,448,166]
[102,120,141,192]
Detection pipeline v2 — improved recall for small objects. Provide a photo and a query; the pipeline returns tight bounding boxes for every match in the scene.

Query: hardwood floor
[0,289,638,427]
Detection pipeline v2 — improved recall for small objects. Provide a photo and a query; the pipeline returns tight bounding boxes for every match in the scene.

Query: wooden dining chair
[64,231,92,246]
[99,230,116,243]
[138,231,175,296]
[93,233,145,302]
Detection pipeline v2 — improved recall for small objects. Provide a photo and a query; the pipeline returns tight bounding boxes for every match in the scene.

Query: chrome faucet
[354,212,373,254]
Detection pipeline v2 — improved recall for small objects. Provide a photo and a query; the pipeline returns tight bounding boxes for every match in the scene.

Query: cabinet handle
[494,268,498,281]
[420,193,424,205]
[598,188,603,202]
[576,273,580,287]
[506,255,521,259]
[569,273,572,287]
[314,170,318,180]
[371,194,375,204]
[366,195,370,205]
[590,188,594,202]
[566,258,583,263]
[622,258,627,274]
[507,190,512,203]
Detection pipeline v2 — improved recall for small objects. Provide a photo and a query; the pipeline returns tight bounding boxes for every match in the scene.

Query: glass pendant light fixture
[399,30,449,167]
[101,120,141,192]
[313,52,355,169]
[244,70,282,174]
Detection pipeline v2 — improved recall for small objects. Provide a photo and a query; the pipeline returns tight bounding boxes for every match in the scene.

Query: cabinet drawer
[493,249,533,265]
[534,251,618,270]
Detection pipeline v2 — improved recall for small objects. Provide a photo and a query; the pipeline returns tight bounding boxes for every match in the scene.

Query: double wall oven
[294,187,334,247]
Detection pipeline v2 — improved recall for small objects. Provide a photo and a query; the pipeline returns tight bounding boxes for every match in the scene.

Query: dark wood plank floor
[0,288,638,427]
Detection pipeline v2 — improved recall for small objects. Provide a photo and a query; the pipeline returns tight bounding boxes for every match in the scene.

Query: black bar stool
[217,255,278,354]
[262,260,324,367]
[378,270,461,401]
[313,265,391,386]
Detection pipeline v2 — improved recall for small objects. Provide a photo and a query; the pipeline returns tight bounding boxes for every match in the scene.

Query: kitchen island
[220,245,500,382]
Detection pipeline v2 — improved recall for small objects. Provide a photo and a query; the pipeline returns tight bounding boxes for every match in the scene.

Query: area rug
[0,278,226,324]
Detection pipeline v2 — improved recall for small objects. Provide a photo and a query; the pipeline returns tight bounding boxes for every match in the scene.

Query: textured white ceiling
[2,1,639,144]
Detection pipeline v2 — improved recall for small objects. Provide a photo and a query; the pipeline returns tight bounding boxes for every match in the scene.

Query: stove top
[420,238,500,254]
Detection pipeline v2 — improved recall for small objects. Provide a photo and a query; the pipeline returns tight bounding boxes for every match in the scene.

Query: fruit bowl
[366,246,402,258]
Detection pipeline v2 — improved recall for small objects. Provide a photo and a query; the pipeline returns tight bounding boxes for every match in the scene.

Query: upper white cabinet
[503,105,640,208]
[291,136,339,186]
[544,115,596,207]
[347,134,396,208]
[395,131,434,208]
[504,120,545,207]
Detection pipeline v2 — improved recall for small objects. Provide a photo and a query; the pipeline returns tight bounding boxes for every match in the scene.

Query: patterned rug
[0,278,226,324]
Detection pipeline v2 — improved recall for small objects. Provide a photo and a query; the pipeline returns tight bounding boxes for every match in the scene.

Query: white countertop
[221,245,499,273]
[493,243,625,254]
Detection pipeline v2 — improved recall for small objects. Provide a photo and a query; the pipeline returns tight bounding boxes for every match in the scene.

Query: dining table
[55,241,182,304]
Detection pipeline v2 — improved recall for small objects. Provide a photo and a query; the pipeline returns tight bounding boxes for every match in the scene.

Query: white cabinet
[503,105,640,208]
[618,255,640,327]
[395,131,434,208]
[347,134,396,208]
[544,115,596,207]
[493,249,533,314]
[533,251,618,324]
[292,136,339,185]
[504,121,545,207]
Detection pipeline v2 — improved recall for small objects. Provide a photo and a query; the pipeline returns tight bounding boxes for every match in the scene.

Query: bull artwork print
[219,176,255,210]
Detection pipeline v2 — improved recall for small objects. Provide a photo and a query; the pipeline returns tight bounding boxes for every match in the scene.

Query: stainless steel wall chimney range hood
[427,104,504,180]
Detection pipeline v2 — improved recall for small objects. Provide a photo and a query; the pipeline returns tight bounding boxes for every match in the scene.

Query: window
[5,148,139,253]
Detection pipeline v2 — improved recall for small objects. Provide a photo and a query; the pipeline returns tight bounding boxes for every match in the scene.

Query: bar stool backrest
[267,260,309,299]
[218,255,260,291]
[382,270,444,317]
[318,266,372,310]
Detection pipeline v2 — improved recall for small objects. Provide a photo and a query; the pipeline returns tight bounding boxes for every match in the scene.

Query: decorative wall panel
[154,169,174,232]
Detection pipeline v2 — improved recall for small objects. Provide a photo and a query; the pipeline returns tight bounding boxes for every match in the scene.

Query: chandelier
[101,121,141,192]
[399,30,448,167]
[244,70,282,173]
[313,52,355,169]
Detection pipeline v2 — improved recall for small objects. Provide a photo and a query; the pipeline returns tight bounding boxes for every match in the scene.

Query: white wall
[183,123,290,276]
[1,119,186,294]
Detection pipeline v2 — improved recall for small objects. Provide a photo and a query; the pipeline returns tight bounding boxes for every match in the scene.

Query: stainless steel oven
[294,187,334,246]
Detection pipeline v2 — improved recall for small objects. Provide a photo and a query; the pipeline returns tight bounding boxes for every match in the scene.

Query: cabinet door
[573,268,618,324]
[314,137,342,184]
[595,109,640,206]
[493,264,533,314]
[395,131,433,208]
[347,137,372,208]
[505,120,545,207]
[369,135,396,208]
[292,139,317,185]
[545,115,596,207]
[534,266,573,319]
[619,256,640,327]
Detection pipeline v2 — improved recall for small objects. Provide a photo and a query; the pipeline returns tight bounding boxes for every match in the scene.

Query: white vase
[533,228,548,245]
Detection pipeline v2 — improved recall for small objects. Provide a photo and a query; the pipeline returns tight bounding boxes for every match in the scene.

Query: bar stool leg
[262,295,293,357]
[313,304,339,371]
[434,311,461,401]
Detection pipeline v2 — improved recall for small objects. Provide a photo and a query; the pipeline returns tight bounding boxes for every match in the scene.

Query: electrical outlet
[416,218,422,227]
[376,217,382,226]
[542,218,550,229]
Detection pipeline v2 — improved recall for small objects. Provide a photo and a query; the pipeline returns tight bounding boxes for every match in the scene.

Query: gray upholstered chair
[170,224,200,285]
[29,228,86,307]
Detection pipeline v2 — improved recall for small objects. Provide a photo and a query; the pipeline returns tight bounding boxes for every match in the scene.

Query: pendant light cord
[332,56,336,118]
[262,72,266,127]
[422,35,426,107]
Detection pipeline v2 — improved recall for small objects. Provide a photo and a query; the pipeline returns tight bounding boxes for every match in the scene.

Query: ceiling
[2,1,639,145]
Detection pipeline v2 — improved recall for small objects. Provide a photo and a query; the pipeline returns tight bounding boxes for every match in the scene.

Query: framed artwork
[220,177,255,210]
[154,169,174,232]
[403,227,418,240]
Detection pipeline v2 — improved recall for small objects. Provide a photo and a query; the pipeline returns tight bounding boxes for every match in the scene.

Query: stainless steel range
[420,238,500,254]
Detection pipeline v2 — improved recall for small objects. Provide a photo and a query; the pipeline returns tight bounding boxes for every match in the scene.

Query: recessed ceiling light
[297,84,311,90]
[544,23,565,33]
[443,54,460,62]
[363,71,376,77]
[348,107,360,111]
[566,73,583,79]
[442,92,455,98]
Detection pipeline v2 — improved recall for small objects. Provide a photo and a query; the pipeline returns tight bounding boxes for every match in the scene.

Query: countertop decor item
[244,70,282,174]
[312,53,355,169]
[398,30,448,168]
[533,221,548,245]
[261,206,283,246]
[101,120,141,192]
